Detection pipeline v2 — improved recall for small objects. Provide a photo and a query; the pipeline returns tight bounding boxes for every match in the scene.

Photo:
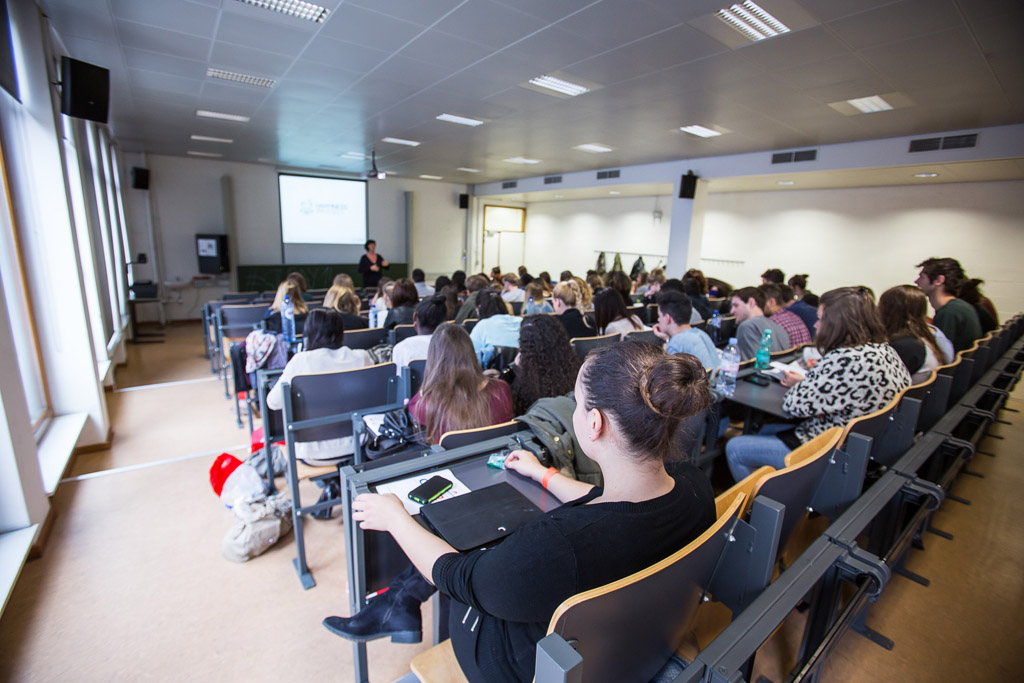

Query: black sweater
[432,464,715,683]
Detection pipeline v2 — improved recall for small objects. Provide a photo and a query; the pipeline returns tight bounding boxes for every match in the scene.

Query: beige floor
[0,322,1021,682]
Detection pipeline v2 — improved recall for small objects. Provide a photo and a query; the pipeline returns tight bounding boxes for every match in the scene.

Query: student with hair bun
[327,343,716,682]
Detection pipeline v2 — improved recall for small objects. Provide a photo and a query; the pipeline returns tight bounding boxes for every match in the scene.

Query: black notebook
[419,482,543,552]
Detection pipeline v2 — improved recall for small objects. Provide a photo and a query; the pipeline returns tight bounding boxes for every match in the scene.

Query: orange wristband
[541,467,558,490]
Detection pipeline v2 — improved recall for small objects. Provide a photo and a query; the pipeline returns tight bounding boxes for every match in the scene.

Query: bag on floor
[222,494,293,563]
[210,453,265,508]
[246,443,287,478]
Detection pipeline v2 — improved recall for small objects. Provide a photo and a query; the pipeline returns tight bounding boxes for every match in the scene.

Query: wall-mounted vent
[942,133,977,150]
[544,175,563,185]
[502,181,518,189]
[772,149,817,164]
[596,169,621,179]
[909,133,977,153]
[909,137,942,153]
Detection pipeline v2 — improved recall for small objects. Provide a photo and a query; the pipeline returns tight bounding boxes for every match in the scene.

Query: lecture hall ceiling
[38,0,1024,184]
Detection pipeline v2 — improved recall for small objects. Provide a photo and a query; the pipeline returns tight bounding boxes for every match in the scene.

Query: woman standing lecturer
[345,343,716,682]
[357,239,389,289]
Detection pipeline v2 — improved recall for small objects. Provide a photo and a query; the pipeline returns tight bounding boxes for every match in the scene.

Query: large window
[0,134,50,430]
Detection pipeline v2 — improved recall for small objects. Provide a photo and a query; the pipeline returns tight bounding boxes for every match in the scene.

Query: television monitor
[196,234,228,275]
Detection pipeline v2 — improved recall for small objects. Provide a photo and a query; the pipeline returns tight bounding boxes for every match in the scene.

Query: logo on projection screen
[300,199,346,215]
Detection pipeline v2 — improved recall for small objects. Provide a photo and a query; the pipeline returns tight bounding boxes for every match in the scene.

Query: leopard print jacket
[783,343,911,443]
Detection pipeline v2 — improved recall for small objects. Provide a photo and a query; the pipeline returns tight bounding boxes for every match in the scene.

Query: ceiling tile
[301,36,391,72]
[609,23,730,69]
[499,27,602,72]
[318,4,426,51]
[287,60,364,90]
[737,26,849,72]
[366,55,455,89]
[432,0,547,50]
[40,2,118,43]
[215,10,317,56]
[127,68,203,97]
[826,0,962,50]
[208,42,294,78]
[110,0,218,38]
[115,20,213,61]
[557,0,684,48]
[489,0,598,23]
[795,0,898,23]
[396,30,496,71]
[345,0,466,27]
[565,49,659,86]
[122,48,207,80]
[859,27,998,89]
[198,81,271,106]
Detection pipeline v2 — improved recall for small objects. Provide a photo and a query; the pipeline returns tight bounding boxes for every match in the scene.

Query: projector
[364,170,386,180]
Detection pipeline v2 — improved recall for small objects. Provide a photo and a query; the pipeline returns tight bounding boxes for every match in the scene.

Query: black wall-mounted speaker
[679,171,698,199]
[131,167,150,190]
[60,56,110,124]
[459,193,469,209]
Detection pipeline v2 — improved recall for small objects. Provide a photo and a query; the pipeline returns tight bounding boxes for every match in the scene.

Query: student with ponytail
[327,343,716,682]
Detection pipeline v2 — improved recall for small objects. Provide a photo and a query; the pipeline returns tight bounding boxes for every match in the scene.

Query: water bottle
[708,310,721,345]
[282,294,295,342]
[716,337,740,397]
[755,328,772,370]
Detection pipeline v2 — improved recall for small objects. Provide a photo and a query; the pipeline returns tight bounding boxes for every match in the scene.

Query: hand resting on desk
[780,370,804,388]
[505,450,595,504]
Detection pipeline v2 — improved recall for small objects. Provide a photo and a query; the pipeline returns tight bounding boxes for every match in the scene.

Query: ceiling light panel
[196,109,250,122]
[436,113,485,127]
[716,1,790,41]
[187,151,223,157]
[846,95,894,113]
[573,143,614,153]
[528,75,590,97]
[419,174,443,180]
[191,135,234,144]
[381,137,420,147]
[236,0,330,23]
[206,68,275,88]
[680,125,722,138]
[457,167,480,173]
[504,157,541,164]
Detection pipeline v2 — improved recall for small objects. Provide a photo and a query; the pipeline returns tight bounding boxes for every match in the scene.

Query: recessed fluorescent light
[436,113,484,127]
[340,152,368,160]
[190,134,233,144]
[196,109,250,123]
[457,167,480,173]
[504,157,541,164]
[716,1,790,41]
[609,191,621,195]
[187,151,223,158]
[237,0,330,23]
[206,68,275,88]
[914,173,939,178]
[419,174,443,180]
[381,137,420,147]
[528,75,590,97]
[573,143,614,153]
[846,95,894,114]
[554,194,564,198]
[777,180,795,185]
[680,125,722,138]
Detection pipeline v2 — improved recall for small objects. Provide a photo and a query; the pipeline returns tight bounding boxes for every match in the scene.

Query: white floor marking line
[60,444,249,482]
[114,376,219,393]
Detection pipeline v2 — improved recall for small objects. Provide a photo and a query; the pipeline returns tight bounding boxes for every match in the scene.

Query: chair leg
[288,463,315,590]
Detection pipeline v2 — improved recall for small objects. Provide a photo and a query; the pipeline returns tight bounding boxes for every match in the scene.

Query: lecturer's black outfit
[358,254,388,289]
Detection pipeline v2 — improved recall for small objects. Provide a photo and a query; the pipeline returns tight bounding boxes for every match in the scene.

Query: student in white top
[391,295,448,374]
[266,309,373,466]
[593,287,647,339]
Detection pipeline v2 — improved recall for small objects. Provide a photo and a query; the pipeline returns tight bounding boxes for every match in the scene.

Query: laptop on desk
[419,482,543,552]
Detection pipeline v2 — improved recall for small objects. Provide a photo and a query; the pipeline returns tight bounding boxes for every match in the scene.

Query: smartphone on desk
[408,475,453,505]
[744,374,772,386]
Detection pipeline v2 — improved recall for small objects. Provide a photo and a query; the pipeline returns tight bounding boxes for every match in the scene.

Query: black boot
[323,565,435,643]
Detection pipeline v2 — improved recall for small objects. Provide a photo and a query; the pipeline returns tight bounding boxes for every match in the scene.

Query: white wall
[135,155,468,318]
[701,180,1024,318]
[522,195,672,277]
